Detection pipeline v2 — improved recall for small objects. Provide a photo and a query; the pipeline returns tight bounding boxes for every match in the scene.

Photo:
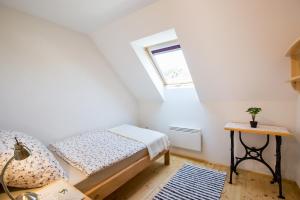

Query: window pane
[153,49,193,85]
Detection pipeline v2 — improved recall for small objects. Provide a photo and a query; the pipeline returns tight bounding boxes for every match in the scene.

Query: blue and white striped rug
[153,164,226,200]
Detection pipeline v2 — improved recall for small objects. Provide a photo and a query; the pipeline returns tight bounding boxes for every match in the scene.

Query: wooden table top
[224,122,291,137]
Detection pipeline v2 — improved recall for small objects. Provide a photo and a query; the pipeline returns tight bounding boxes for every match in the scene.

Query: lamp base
[16,192,39,200]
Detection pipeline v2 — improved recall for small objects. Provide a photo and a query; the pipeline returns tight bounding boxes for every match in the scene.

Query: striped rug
[153,164,226,200]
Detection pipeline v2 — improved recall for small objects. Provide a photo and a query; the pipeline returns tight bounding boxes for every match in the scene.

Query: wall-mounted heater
[168,126,202,152]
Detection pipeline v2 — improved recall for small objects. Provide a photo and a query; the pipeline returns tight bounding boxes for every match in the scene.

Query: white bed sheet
[109,124,169,159]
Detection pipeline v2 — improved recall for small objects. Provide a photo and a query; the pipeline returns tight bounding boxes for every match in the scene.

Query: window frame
[146,40,193,86]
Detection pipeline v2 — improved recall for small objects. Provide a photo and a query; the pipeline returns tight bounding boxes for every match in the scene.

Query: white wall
[295,96,300,186]
[297,167,300,188]
[140,96,298,180]
[0,6,138,144]
[92,0,300,181]
[139,87,202,132]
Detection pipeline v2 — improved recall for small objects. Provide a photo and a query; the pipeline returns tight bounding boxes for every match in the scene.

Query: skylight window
[148,43,193,86]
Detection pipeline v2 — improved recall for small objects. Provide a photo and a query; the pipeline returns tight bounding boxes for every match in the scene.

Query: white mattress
[52,147,149,191]
[49,129,146,175]
[53,153,86,185]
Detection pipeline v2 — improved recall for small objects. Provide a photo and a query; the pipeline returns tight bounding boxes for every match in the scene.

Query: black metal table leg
[234,132,276,182]
[229,130,234,184]
[226,126,286,198]
[275,136,285,199]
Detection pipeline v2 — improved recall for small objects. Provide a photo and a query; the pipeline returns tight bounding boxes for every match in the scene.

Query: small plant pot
[250,121,258,128]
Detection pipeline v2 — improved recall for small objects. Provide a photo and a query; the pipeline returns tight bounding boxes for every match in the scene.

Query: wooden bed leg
[164,150,170,165]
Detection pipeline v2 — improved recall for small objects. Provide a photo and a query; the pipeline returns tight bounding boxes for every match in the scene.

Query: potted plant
[246,107,262,128]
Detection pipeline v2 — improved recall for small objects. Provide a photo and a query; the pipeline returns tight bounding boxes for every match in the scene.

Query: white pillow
[0,130,67,188]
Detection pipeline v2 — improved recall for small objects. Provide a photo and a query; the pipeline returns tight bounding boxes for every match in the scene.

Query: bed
[49,125,170,199]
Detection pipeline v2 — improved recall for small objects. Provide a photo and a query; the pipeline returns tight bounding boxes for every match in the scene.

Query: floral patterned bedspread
[49,129,146,175]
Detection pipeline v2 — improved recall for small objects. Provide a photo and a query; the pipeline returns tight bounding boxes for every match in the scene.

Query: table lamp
[0,137,39,200]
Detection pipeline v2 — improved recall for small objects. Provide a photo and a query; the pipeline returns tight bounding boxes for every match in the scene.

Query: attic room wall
[295,96,300,186]
[140,100,298,179]
[0,5,138,144]
[92,0,300,181]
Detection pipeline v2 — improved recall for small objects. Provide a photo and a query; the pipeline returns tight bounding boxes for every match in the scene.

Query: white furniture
[0,180,91,200]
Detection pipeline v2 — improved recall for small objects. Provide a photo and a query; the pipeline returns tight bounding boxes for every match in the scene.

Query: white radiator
[167,126,202,152]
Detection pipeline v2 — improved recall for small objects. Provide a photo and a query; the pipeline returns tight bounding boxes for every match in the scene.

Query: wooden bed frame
[79,150,170,200]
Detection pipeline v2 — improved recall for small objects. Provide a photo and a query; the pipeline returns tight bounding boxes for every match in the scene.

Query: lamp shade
[14,138,30,161]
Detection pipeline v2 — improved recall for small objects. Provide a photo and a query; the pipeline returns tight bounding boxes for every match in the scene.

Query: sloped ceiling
[91,0,300,102]
[0,0,157,33]
[1,0,300,102]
